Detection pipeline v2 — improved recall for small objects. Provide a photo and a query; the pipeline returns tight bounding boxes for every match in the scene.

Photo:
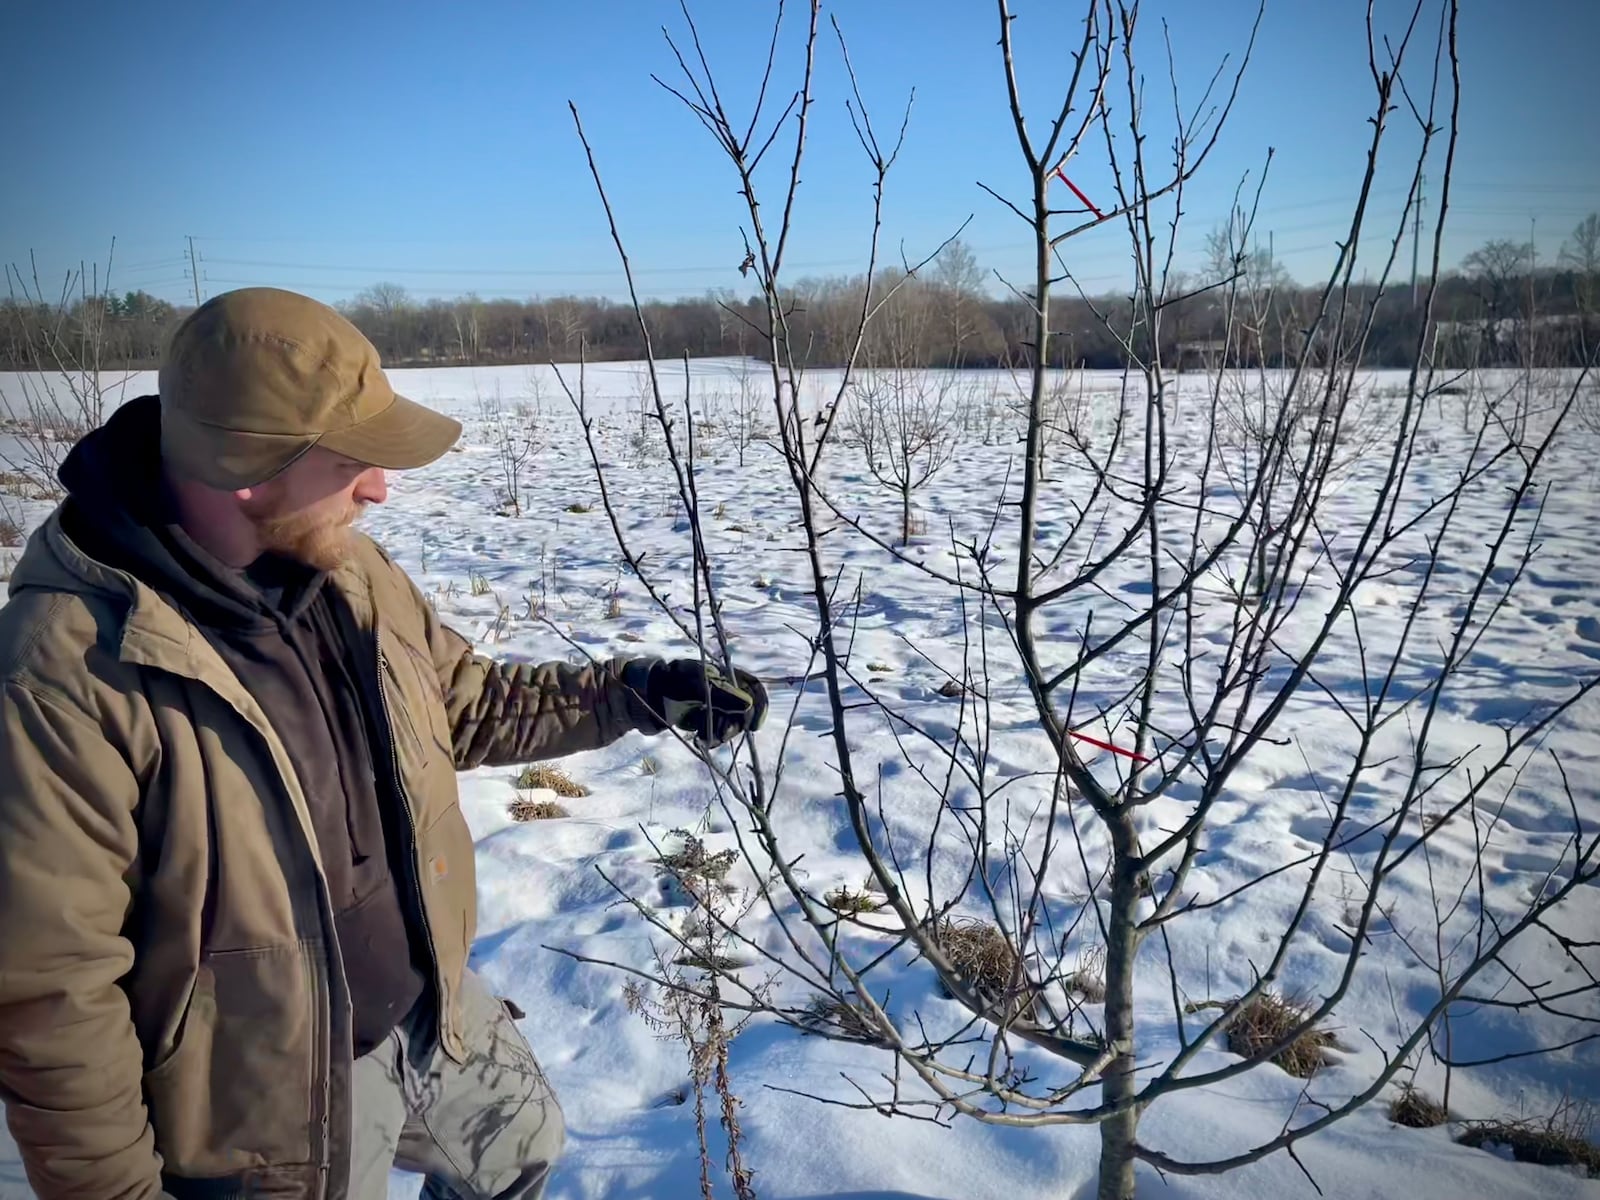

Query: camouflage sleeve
[402,566,664,768]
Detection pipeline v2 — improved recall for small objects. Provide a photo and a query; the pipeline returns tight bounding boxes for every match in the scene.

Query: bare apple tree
[555,3,1598,1199]
[1198,206,1399,605]
[730,357,769,467]
[476,375,545,517]
[846,296,963,543]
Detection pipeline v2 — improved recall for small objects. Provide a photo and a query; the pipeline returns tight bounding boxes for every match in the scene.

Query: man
[0,288,767,1199]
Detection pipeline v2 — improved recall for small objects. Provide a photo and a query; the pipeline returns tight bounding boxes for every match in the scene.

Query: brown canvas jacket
[0,511,651,1198]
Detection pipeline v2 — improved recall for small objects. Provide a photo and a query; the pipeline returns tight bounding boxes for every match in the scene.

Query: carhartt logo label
[430,856,448,882]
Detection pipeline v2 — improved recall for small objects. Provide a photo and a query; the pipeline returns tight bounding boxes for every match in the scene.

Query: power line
[199,237,1097,278]
[115,257,188,273]
[203,256,765,277]
[187,203,1585,286]
[195,276,761,299]
[172,190,1591,304]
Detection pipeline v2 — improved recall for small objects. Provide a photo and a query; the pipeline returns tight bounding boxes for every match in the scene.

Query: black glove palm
[645,658,769,747]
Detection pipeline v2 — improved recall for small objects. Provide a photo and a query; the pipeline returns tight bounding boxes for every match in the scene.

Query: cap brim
[316,392,461,471]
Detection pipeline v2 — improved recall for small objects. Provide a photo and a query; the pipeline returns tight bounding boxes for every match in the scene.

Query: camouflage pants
[348,969,565,1199]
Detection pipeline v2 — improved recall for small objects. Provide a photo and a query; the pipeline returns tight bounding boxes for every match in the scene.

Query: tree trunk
[901,485,912,545]
[1097,822,1144,1200]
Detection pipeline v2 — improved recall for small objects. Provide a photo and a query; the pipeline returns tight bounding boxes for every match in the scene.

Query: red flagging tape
[1068,728,1152,765]
[1054,165,1104,220]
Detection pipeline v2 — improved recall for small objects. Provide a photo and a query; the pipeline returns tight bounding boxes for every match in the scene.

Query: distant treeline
[5,229,1597,373]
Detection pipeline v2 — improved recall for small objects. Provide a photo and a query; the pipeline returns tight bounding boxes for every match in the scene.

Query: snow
[0,361,1596,1200]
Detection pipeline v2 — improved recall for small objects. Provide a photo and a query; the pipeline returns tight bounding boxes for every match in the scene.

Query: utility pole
[1268,229,1280,369]
[186,236,203,306]
[1410,174,1425,306]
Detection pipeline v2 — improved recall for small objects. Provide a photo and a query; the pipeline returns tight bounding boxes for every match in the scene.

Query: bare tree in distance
[2,246,131,502]
[1456,239,1532,282]
[477,374,545,517]
[451,294,484,362]
[1560,213,1600,360]
[1203,218,1286,299]
[345,281,416,360]
[1461,238,1536,364]
[1202,204,1394,604]
[848,280,965,543]
[551,3,1598,1199]
[544,297,588,358]
[1558,212,1600,279]
[1562,215,1600,437]
[730,357,768,467]
[847,366,961,544]
[931,237,987,366]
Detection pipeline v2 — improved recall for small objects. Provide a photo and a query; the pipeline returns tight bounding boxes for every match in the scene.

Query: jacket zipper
[231,705,337,1195]
[374,629,448,1051]
[275,620,340,1198]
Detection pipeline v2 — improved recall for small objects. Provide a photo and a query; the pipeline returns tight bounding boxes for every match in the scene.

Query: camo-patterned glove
[627,658,769,746]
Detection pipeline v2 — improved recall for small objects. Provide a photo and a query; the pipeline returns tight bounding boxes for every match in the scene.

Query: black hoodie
[59,395,428,1057]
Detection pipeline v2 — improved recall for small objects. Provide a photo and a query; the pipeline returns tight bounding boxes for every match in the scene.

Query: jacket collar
[14,505,381,680]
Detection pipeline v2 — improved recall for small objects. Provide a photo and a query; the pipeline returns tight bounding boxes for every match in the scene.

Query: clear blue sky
[3,0,1595,306]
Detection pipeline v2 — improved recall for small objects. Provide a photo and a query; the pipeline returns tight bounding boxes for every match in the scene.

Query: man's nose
[355,468,388,505]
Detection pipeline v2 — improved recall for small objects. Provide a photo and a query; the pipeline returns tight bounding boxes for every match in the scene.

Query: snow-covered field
[0,361,1596,1200]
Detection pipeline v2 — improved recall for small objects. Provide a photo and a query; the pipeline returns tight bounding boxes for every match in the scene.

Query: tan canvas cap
[159,286,461,490]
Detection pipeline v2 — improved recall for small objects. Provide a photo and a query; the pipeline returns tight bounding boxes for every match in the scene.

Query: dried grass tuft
[508,796,569,821]
[1389,1082,1449,1129]
[1456,1095,1599,1174]
[936,917,1035,1021]
[514,764,589,797]
[798,994,881,1044]
[0,469,55,500]
[1217,990,1339,1078]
